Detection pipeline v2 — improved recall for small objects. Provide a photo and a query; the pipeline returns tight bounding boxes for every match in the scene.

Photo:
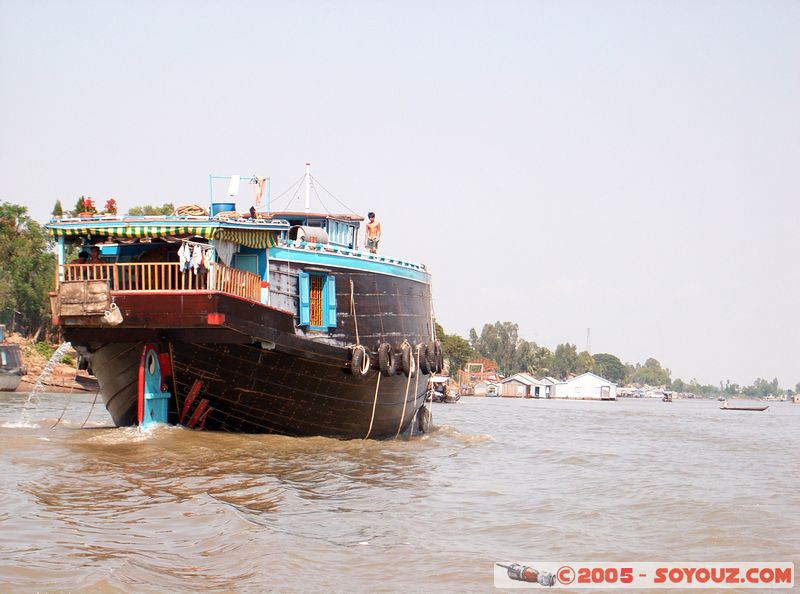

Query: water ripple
[1,395,798,591]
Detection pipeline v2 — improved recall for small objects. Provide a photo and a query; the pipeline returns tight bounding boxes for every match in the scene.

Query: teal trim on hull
[269,246,430,283]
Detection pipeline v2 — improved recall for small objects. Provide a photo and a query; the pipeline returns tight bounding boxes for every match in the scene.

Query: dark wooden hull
[62,261,434,438]
[84,340,428,437]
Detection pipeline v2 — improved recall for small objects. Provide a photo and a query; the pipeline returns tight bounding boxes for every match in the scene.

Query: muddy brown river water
[1,393,797,592]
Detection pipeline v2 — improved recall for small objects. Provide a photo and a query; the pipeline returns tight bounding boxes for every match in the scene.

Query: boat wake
[86,424,178,444]
[427,424,495,444]
[1,421,43,429]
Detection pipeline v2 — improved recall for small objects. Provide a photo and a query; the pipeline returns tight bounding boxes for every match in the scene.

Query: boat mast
[304,162,311,214]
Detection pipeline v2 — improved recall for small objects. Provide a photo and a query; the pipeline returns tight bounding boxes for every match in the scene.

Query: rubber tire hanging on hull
[401,343,415,377]
[426,343,439,374]
[378,343,395,376]
[434,340,444,373]
[418,343,431,375]
[351,345,370,375]
[417,405,431,433]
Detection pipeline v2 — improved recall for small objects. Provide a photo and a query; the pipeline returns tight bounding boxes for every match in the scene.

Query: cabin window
[298,271,337,330]
[1,351,6,366]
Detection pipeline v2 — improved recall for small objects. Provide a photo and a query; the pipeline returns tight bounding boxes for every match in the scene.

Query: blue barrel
[211,202,236,216]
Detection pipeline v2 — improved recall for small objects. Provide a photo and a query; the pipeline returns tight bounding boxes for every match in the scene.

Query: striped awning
[216,228,279,249]
[51,225,218,240]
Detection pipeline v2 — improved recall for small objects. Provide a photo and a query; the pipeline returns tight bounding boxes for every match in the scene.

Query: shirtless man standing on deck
[364,212,381,253]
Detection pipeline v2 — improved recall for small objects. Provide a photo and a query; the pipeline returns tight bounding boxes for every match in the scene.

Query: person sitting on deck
[364,212,381,253]
[71,251,89,264]
[87,246,103,264]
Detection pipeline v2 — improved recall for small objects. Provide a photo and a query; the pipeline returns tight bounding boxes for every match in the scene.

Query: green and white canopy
[48,217,288,246]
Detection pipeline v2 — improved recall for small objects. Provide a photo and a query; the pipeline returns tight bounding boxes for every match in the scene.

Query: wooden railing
[61,261,261,302]
[211,262,261,302]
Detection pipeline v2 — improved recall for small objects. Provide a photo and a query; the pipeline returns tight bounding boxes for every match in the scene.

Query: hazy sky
[1,0,798,387]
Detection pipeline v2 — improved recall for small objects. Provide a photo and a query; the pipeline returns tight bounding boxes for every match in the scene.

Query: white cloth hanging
[214,240,236,267]
[178,243,191,271]
[191,244,203,273]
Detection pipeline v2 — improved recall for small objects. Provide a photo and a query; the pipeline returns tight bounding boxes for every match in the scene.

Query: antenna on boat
[304,162,311,214]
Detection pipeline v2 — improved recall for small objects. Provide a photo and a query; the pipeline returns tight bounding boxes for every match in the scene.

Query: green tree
[593,353,626,383]
[576,350,595,374]
[529,346,554,378]
[630,357,671,386]
[470,321,520,376]
[671,377,687,392]
[723,380,740,396]
[52,200,63,217]
[0,202,55,335]
[552,343,579,379]
[743,377,781,397]
[127,203,175,216]
[435,322,474,374]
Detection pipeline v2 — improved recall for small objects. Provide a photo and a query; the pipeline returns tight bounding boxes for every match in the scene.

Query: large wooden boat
[47,171,440,438]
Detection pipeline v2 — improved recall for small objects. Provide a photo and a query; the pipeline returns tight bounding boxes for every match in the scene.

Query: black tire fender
[425,342,438,373]
[434,340,444,373]
[418,343,431,375]
[401,343,416,377]
[378,343,395,376]
[351,346,370,376]
[417,405,431,433]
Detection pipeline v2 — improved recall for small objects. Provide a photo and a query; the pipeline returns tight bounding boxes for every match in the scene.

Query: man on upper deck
[364,212,381,253]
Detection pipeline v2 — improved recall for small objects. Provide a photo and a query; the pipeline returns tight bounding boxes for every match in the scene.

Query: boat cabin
[47,199,428,342]
[278,212,362,250]
[46,207,424,336]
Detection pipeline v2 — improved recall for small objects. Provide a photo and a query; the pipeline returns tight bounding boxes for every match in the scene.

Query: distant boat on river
[720,400,769,412]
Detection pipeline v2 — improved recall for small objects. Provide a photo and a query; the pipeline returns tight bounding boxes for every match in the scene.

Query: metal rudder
[138,344,171,428]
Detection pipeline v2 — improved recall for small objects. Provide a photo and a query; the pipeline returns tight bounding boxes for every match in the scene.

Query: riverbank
[2,333,93,393]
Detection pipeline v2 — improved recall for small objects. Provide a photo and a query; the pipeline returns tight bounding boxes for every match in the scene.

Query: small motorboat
[427,376,460,403]
[0,343,26,392]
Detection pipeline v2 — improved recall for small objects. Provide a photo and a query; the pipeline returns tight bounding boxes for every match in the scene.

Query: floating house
[550,372,617,400]
[474,380,500,397]
[500,372,544,398]
[537,377,558,398]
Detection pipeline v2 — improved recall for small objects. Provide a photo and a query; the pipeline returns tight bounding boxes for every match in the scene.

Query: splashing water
[19,341,73,425]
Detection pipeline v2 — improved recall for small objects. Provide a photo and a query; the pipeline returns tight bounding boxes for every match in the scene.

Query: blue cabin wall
[236,246,267,280]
